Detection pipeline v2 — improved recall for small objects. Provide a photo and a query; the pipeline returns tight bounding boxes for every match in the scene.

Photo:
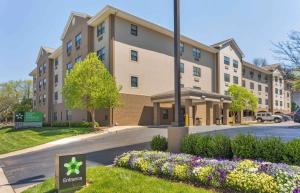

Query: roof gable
[211,38,245,58]
[35,47,54,64]
[61,12,91,40]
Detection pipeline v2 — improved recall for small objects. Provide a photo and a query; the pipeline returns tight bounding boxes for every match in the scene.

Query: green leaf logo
[64,157,83,176]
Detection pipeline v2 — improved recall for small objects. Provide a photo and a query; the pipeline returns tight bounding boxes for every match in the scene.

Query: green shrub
[255,137,284,163]
[180,134,198,154]
[207,134,233,159]
[151,135,168,151]
[194,135,212,157]
[283,139,300,165]
[231,134,257,159]
[42,121,95,128]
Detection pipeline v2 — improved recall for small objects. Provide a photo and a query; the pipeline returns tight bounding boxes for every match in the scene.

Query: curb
[0,167,15,193]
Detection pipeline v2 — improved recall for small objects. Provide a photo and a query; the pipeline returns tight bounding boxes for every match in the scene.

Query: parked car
[256,112,283,123]
[278,114,293,121]
[293,109,300,123]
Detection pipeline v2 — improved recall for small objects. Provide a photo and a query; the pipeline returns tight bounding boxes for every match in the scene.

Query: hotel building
[29,6,291,126]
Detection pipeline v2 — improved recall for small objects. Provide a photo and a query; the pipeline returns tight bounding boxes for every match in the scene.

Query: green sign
[14,112,43,129]
[56,154,86,192]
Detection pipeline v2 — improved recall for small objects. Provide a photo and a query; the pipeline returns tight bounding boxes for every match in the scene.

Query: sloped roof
[211,38,245,58]
[35,46,55,64]
[242,61,272,74]
[262,64,281,71]
[61,12,91,40]
[88,5,218,54]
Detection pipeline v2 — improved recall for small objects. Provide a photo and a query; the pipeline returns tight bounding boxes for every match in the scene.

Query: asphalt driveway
[1,121,300,191]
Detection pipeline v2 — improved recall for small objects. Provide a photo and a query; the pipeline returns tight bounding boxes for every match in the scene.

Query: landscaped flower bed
[114,151,300,193]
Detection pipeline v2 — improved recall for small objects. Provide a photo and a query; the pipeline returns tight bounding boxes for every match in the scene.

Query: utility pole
[173,0,183,126]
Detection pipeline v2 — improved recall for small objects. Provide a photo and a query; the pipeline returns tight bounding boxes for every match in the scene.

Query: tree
[253,58,268,67]
[62,53,120,128]
[291,102,299,112]
[0,80,33,122]
[227,84,258,124]
[273,31,300,69]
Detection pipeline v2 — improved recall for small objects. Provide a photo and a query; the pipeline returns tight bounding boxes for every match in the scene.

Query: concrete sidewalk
[0,126,145,159]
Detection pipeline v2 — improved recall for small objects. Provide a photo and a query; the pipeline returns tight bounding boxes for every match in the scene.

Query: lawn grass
[23,166,216,193]
[0,126,94,154]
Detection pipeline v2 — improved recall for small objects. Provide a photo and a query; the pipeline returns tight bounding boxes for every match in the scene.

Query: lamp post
[173,0,183,126]
[168,0,187,153]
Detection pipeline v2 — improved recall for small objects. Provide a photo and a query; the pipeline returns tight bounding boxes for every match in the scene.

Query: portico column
[185,99,193,126]
[206,101,214,125]
[153,102,160,126]
[223,103,230,125]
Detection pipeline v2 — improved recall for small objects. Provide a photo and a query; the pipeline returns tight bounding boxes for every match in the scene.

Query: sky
[0,0,300,83]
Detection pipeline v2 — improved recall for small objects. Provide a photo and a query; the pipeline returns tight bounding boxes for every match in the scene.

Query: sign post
[55,153,86,193]
[14,112,43,129]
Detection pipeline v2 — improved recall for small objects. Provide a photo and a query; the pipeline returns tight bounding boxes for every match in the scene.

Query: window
[224,56,230,65]
[43,94,46,104]
[131,50,138,61]
[233,59,238,68]
[258,84,262,91]
[279,89,282,95]
[180,63,184,73]
[75,33,81,48]
[250,71,254,79]
[250,82,254,90]
[233,76,239,84]
[54,74,58,85]
[54,92,58,101]
[265,87,269,92]
[224,73,230,82]
[43,78,46,88]
[97,47,106,62]
[181,84,184,88]
[131,24,138,36]
[43,63,46,74]
[258,98,262,104]
[287,103,290,108]
[162,109,168,119]
[258,74,262,81]
[39,66,43,76]
[67,41,72,55]
[192,48,201,60]
[275,88,278,94]
[54,58,59,69]
[242,68,246,75]
[66,110,69,121]
[275,100,278,106]
[193,66,201,77]
[280,101,283,106]
[279,78,282,84]
[39,80,42,91]
[264,75,268,82]
[66,63,73,72]
[75,56,82,63]
[287,92,290,97]
[180,42,184,54]
[265,99,269,105]
[275,76,278,82]
[131,76,138,87]
[39,95,42,104]
[97,22,105,37]
[242,80,246,87]
[53,112,58,121]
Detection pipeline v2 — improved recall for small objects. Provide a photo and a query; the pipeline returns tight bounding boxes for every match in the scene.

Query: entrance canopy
[151,87,231,104]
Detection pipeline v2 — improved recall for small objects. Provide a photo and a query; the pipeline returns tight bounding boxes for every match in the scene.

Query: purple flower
[293,188,300,193]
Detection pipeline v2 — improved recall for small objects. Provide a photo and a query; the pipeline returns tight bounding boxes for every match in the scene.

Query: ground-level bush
[151,135,168,151]
[181,133,300,165]
[115,151,300,193]
[42,121,97,128]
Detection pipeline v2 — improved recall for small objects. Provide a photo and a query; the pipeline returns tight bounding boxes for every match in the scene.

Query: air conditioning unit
[225,82,229,86]
[258,92,261,95]
[234,68,238,72]
[98,36,103,41]
[225,66,229,70]
[194,77,199,82]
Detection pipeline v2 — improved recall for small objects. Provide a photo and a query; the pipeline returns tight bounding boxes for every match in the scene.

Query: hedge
[114,151,300,193]
[181,133,300,165]
[42,121,98,128]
